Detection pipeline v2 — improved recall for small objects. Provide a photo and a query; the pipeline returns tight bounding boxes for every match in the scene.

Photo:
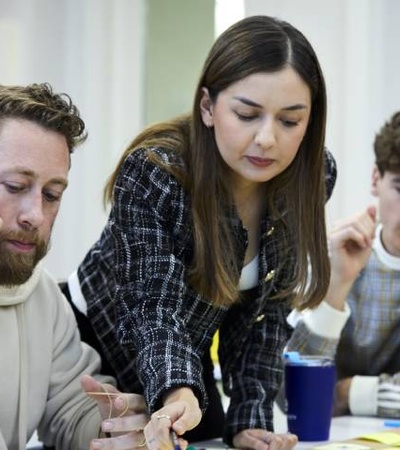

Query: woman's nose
[254,119,276,149]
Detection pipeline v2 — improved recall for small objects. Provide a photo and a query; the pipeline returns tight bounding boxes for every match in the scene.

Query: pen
[171,430,181,450]
[383,420,400,428]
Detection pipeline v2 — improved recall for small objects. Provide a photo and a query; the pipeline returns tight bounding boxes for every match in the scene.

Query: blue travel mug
[284,353,336,441]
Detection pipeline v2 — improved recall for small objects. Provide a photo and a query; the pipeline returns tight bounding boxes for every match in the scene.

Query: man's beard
[0,229,49,286]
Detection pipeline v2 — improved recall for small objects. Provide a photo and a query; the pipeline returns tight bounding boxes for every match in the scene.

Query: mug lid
[283,351,334,366]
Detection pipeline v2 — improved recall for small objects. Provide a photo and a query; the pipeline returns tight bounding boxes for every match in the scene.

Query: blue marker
[384,420,400,428]
[171,430,181,450]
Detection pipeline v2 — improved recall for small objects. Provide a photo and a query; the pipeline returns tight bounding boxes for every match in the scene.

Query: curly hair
[0,82,86,153]
[374,111,400,174]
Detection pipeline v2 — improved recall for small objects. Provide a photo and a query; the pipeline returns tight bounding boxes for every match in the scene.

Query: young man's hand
[333,377,352,416]
[325,205,376,311]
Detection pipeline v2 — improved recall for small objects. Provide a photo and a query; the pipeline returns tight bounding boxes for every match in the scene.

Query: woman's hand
[233,429,298,450]
[143,387,202,450]
[81,374,150,449]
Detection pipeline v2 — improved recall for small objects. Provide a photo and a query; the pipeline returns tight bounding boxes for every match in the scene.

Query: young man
[0,83,148,450]
[287,111,400,418]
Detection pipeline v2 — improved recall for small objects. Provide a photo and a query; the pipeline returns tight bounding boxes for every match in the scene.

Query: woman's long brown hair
[104,16,330,310]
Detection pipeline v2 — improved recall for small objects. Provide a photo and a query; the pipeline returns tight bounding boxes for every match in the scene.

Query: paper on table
[313,443,372,450]
[358,432,400,446]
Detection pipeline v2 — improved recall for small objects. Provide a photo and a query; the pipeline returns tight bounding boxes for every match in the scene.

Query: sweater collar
[374,223,400,270]
[0,262,42,306]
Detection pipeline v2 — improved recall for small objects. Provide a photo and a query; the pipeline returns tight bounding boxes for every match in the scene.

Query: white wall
[244,0,400,226]
[0,0,145,279]
[2,0,399,278]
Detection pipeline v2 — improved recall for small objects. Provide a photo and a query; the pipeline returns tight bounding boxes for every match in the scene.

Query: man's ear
[199,87,214,128]
[371,164,381,197]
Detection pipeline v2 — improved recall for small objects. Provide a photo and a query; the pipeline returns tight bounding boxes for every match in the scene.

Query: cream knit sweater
[0,263,113,450]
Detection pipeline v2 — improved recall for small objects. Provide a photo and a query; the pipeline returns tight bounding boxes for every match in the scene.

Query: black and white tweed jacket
[77,146,337,443]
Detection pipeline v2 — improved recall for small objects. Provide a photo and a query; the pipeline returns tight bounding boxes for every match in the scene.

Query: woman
[65,15,336,450]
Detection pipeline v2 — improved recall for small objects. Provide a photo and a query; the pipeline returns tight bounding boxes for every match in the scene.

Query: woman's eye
[235,112,257,122]
[281,119,299,127]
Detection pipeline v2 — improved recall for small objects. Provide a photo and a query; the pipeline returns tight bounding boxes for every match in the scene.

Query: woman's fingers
[233,429,298,450]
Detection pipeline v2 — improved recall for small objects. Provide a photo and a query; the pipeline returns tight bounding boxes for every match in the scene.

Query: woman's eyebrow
[233,96,263,108]
[233,96,308,111]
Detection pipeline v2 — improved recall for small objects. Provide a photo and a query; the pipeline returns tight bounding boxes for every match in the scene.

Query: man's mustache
[0,228,43,247]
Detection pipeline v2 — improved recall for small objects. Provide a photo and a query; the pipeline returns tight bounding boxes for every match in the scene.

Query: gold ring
[154,414,172,421]
[138,438,146,447]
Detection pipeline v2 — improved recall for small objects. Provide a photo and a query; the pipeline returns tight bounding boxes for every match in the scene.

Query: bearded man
[0,83,148,450]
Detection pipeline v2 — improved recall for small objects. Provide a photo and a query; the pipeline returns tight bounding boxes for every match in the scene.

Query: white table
[273,404,389,445]
[327,415,390,439]
[295,416,390,448]
[27,411,393,449]
[194,413,391,449]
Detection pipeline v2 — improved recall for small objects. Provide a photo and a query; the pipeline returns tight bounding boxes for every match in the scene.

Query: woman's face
[200,66,312,191]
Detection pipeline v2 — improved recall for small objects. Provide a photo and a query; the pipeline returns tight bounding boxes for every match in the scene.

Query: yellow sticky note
[358,432,400,446]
